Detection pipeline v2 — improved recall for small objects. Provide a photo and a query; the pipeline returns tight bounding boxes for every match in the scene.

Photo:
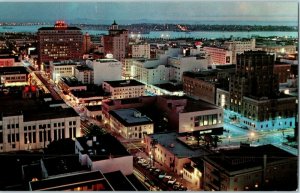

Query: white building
[102,79,145,99]
[49,61,76,82]
[74,65,93,84]
[86,59,122,85]
[131,43,151,59]
[75,134,133,175]
[168,56,210,82]
[0,99,81,152]
[224,38,256,64]
[109,109,154,140]
[0,66,29,86]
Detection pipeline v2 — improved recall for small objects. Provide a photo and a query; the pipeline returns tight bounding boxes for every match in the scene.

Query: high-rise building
[227,51,296,130]
[102,20,129,63]
[37,21,83,65]
[83,32,92,54]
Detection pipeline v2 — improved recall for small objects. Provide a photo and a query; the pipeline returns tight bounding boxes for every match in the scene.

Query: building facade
[102,79,145,99]
[131,43,151,59]
[38,21,83,65]
[102,21,129,63]
[203,47,232,65]
[49,61,76,82]
[86,59,122,85]
[74,65,94,84]
[109,109,154,140]
[228,51,296,130]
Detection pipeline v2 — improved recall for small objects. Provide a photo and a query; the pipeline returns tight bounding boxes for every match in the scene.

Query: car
[148,166,156,172]
[164,175,172,180]
[168,178,177,185]
[173,184,180,190]
[178,185,187,191]
[137,158,146,164]
[158,172,167,179]
[145,164,152,169]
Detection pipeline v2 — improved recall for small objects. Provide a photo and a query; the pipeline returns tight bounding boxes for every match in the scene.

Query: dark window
[0,132,3,143]
[28,126,31,130]
[39,131,43,142]
[54,130,57,141]
[62,129,65,139]
[73,127,76,138]
[8,134,11,143]
[62,122,65,126]
[47,124,50,128]
[12,134,15,142]
[7,125,10,129]
[24,133,27,144]
[54,123,57,127]
[29,133,32,143]
[12,124,15,129]
[58,123,61,127]
[24,126,27,131]
[16,134,19,142]
[0,125,2,130]
[48,130,51,141]
[33,125,36,130]
[12,144,16,149]
[16,124,19,128]
[33,132,36,143]
[69,128,72,138]
[69,121,72,125]
[73,121,76,125]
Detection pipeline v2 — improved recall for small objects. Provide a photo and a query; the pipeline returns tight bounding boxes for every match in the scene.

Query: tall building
[102,20,129,63]
[37,21,83,65]
[83,32,92,54]
[228,51,296,130]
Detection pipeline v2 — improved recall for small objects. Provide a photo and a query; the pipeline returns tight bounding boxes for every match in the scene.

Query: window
[12,124,15,129]
[73,121,76,125]
[12,144,16,149]
[7,125,10,129]
[39,131,43,142]
[69,121,72,125]
[62,122,65,127]
[54,130,57,141]
[0,133,2,143]
[73,127,76,138]
[8,134,11,143]
[33,125,36,130]
[69,128,72,138]
[47,124,51,128]
[33,132,36,143]
[48,130,51,141]
[54,123,57,127]
[12,134,15,142]
[28,126,31,130]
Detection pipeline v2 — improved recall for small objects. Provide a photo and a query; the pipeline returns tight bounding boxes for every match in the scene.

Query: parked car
[178,185,187,191]
[148,166,156,172]
[168,178,177,185]
[158,172,167,179]
[164,175,172,180]
[138,158,146,164]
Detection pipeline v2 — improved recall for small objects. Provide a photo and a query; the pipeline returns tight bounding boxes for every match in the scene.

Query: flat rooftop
[75,65,92,71]
[109,108,153,127]
[95,59,119,63]
[104,79,144,88]
[60,76,84,87]
[148,132,210,158]
[0,66,29,75]
[42,155,87,176]
[76,134,131,161]
[103,171,137,191]
[0,91,78,121]
[85,105,102,112]
[38,26,81,31]
[204,144,297,173]
[29,171,111,191]
[154,83,183,92]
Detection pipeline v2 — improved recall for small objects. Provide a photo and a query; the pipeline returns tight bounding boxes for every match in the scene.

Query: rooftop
[75,65,93,71]
[109,108,153,127]
[38,26,82,31]
[148,132,210,158]
[0,66,29,75]
[0,91,78,121]
[29,171,112,191]
[154,83,183,92]
[95,59,119,63]
[203,144,297,173]
[76,134,131,161]
[104,79,144,88]
[42,155,87,177]
[85,105,102,112]
[103,171,137,191]
[60,76,84,87]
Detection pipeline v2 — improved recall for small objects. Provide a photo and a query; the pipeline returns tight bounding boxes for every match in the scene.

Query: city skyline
[0,1,298,25]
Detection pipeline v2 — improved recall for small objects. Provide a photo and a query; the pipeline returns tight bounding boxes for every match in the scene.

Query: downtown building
[37,21,83,65]
[0,89,81,152]
[227,51,297,130]
[102,21,129,63]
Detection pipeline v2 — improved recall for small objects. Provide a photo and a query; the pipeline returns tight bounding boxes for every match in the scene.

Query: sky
[0,1,298,25]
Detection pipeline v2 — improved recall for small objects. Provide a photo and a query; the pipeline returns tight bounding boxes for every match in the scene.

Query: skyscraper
[102,20,129,63]
[37,20,83,65]
[228,51,296,130]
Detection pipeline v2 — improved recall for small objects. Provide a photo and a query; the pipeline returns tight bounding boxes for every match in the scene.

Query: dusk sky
[0,1,298,24]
